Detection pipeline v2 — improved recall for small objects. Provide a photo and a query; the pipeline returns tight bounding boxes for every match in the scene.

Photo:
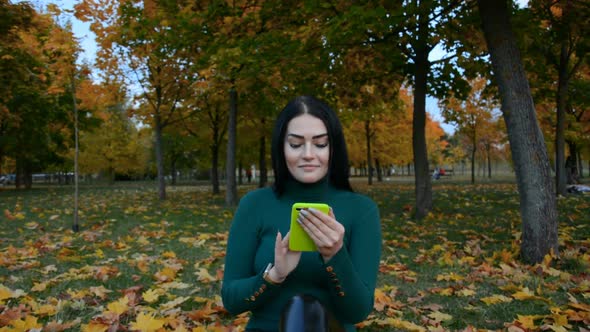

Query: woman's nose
[302,143,314,159]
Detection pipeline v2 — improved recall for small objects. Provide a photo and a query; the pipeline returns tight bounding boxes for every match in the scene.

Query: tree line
[1,0,589,263]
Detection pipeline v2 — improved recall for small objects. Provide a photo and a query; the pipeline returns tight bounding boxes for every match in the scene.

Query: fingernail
[300,209,308,216]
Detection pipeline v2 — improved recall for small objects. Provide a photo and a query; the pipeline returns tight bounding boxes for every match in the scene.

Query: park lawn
[0,181,589,331]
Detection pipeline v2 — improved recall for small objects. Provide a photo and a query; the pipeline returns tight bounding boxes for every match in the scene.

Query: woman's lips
[299,165,319,171]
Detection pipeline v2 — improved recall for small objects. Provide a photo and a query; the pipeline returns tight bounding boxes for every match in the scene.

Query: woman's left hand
[297,207,344,262]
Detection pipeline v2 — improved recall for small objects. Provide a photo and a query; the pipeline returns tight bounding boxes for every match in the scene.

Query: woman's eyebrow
[286,133,328,139]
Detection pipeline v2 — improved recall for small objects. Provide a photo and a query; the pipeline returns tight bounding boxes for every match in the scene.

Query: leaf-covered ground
[0,181,589,331]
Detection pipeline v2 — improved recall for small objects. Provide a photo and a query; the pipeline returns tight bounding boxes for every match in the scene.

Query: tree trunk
[225,88,238,206]
[23,163,32,189]
[72,79,80,232]
[478,0,558,264]
[375,158,382,182]
[238,161,243,185]
[578,151,584,179]
[210,120,221,194]
[259,134,267,188]
[471,142,476,184]
[413,26,432,219]
[171,159,177,185]
[555,39,569,195]
[211,143,220,194]
[566,141,578,184]
[365,120,373,185]
[154,115,166,200]
[487,143,492,179]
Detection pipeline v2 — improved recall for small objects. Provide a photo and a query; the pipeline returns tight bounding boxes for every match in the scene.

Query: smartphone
[289,202,330,251]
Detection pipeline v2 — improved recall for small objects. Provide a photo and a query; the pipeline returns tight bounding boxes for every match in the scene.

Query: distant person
[246,169,252,183]
[222,95,382,331]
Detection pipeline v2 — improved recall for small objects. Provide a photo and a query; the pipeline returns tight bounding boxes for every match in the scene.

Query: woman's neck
[283,176,331,202]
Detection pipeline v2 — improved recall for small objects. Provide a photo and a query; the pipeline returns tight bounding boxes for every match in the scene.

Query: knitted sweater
[221,178,382,332]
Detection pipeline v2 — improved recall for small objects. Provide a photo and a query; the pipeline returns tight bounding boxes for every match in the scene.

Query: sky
[26,0,528,135]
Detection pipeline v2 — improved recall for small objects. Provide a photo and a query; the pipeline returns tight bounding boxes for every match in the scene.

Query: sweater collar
[283,176,331,202]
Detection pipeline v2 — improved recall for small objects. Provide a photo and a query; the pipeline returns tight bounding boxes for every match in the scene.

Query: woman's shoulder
[238,186,276,206]
[333,189,378,209]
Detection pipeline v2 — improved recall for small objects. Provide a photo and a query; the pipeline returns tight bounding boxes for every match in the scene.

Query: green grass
[1,180,589,331]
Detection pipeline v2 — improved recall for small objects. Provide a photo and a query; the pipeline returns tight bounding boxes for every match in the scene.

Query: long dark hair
[271,96,352,196]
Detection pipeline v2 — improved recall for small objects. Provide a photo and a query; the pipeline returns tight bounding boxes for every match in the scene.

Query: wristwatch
[263,263,281,285]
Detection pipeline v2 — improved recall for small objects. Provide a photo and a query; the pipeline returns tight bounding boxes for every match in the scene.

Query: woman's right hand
[269,232,301,283]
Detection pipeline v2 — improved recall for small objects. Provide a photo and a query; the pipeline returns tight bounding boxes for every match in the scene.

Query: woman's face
[284,114,330,184]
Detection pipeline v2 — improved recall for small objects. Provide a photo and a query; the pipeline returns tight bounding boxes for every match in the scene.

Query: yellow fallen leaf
[81,322,109,332]
[375,317,426,331]
[106,296,129,315]
[162,251,176,258]
[130,312,165,332]
[89,286,112,299]
[549,312,570,328]
[31,281,48,292]
[373,288,390,312]
[456,288,476,297]
[512,287,551,303]
[154,267,177,282]
[195,268,216,283]
[143,289,162,303]
[10,315,42,330]
[515,314,543,329]
[428,311,453,322]
[0,284,13,301]
[436,272,464,281]
[137,236,150,246]
[35,304,57,316]
[25,222,39,229]
[481,294,513,305]
[543,325,569,332]
[68,289,89,299]
[160,296,189,310]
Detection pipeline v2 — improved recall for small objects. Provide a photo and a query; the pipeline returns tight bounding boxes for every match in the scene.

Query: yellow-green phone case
[289,202,330,251]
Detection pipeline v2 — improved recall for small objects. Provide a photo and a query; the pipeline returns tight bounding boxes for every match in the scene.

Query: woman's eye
[289,143,302,148]
[316,143,329,148]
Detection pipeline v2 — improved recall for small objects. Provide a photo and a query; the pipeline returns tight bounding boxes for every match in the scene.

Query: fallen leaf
[481,294,512,305]
[105,297,129,316]
[129,312,165,332]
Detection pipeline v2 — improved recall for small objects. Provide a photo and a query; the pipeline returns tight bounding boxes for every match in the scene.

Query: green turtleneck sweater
[221,179,382,332]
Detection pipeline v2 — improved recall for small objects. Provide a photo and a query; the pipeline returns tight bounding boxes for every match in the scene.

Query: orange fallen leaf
[4,209,15,220]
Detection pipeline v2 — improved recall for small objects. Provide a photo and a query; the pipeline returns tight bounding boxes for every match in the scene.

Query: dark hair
[271,95,352,195]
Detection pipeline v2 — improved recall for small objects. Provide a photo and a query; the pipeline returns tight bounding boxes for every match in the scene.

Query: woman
[222,96,382,331]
